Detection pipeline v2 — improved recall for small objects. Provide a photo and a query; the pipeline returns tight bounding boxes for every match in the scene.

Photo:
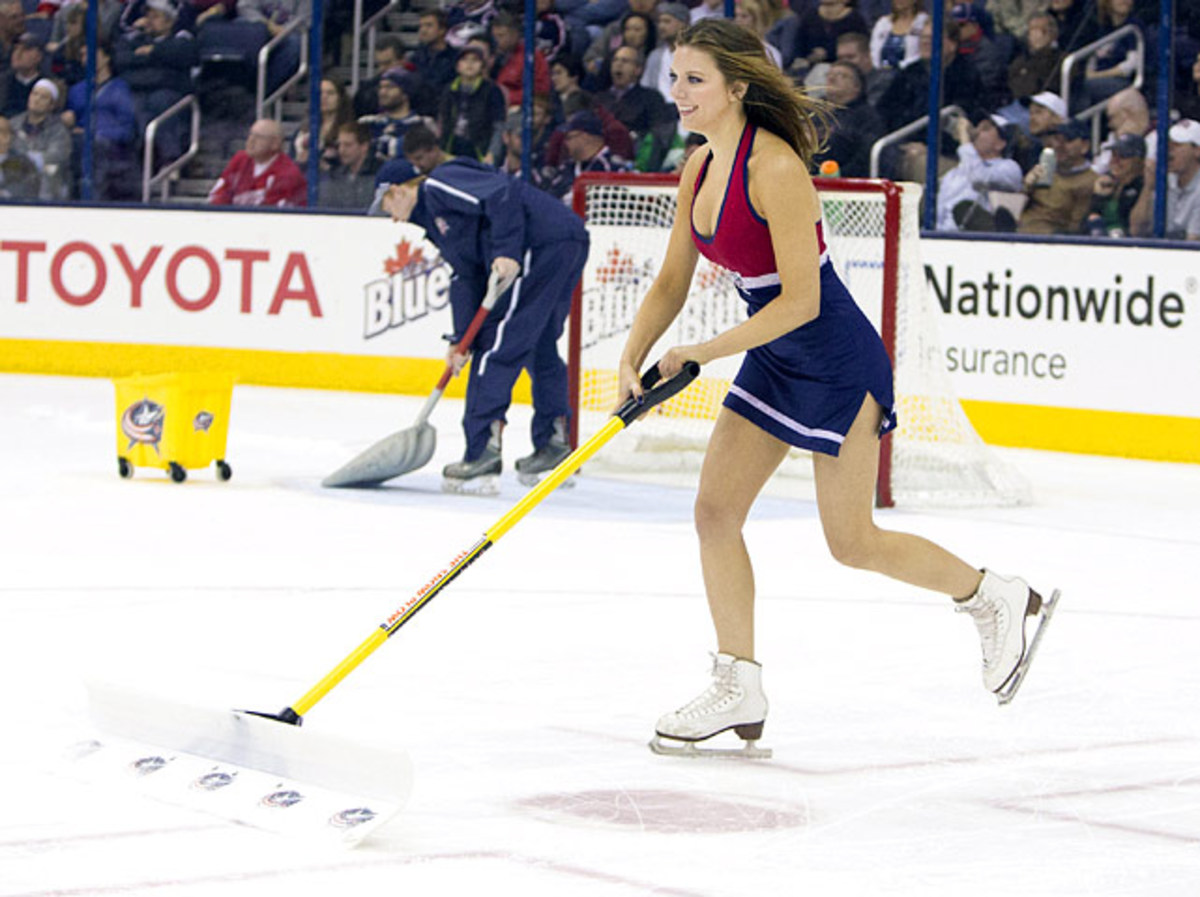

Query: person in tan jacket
[1018,118,1097,234]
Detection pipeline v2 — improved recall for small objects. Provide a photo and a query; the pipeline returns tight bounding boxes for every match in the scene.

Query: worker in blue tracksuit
[382,125,590,492]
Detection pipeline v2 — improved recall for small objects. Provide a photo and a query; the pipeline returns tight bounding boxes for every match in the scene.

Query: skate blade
[997,587,1061,706]
[441,474,500,497]
[648,735,772,760]
[517,470,577,489]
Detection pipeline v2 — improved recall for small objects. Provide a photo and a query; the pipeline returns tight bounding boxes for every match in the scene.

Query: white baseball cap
[1029,91,1067,120]
[1168,119,1200,146]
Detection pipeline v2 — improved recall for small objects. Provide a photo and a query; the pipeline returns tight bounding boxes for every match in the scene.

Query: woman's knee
[823,525,878,570]
[694,491,746,540]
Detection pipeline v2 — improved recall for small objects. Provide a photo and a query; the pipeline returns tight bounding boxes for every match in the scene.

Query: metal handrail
[350,0,403,95]
[142,94,201,203]
[1059,23,1144,122]
[869,105,964,179]
[256,15,310,121]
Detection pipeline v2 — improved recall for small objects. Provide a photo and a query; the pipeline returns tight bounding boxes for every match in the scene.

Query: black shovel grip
[615,360,702,426]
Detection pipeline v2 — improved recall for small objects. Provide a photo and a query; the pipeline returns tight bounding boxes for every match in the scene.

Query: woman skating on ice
[615,18,1058,757]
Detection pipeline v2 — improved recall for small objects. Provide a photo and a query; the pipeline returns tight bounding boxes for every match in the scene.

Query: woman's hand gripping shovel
[321,268,516,488]
[82,362,700,845]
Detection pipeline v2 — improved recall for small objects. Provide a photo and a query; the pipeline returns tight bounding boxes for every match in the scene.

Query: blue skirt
[723,263,897,457]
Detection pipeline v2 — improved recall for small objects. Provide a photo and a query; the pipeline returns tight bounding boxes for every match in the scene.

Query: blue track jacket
[409,158,588,340]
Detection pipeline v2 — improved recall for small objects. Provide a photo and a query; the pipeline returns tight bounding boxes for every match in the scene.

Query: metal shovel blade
[322,422,437,488]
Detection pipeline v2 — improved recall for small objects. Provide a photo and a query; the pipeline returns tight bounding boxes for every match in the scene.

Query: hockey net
[567,173,1031,508]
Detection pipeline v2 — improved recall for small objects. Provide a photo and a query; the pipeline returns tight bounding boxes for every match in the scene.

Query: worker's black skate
[515,416,573,487]
[443,422,502,496]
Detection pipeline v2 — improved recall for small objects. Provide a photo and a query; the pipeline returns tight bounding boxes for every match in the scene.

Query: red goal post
[567,172,1031,509]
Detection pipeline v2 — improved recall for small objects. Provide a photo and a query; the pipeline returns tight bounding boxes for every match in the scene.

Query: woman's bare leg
[694,408,791,660]
[812,397,982,598]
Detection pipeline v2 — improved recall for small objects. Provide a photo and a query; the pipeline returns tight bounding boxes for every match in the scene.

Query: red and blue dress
[690,122,897,456]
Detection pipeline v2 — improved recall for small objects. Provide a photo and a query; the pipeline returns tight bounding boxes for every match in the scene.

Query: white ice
[2,373,1199,896]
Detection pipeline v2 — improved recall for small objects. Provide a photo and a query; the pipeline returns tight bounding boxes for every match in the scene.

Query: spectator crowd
[0,0,1199,239]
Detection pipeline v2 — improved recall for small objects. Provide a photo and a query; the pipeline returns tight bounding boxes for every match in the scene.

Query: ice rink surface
[2,373,1199,896]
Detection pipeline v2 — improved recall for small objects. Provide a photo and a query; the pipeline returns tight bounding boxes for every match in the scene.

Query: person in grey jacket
[11,79,71,200]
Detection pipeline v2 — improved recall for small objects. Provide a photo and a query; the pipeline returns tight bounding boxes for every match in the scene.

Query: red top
[691,123,827,293]
[208,152,308,208]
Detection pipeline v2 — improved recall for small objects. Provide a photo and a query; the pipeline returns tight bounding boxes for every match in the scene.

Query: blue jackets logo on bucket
[121,399,165,452]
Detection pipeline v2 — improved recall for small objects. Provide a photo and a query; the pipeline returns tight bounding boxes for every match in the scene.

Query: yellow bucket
[113,372,235,482]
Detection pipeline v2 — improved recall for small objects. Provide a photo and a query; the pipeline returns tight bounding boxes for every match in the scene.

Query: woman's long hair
[675,18,829,166]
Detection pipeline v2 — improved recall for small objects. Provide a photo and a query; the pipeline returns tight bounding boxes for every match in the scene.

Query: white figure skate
[957,569,1060,705]
[649,653,772,758]
[442,422,503,496]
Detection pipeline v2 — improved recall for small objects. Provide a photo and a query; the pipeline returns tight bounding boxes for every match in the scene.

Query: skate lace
[957,595,1005,670]
[671,656,742,720]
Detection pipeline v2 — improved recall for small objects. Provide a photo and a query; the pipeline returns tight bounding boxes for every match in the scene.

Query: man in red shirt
[489,12,550,106]
[208,118,307,207]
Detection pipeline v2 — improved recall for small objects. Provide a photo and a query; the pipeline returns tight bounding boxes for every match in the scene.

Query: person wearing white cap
[1029,90,1067,126]
[1162,120,1200,240]
[1130,119,1200,241]
[1008,89,1067,173]
[10,76,71,200]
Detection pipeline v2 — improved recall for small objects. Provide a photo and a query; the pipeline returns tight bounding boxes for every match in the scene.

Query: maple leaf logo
[696,262,726,291]
[384,240,427,276]
[595,244,635,285]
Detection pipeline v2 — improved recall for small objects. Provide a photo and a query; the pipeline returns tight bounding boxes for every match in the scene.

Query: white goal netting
[570,176,1031,508]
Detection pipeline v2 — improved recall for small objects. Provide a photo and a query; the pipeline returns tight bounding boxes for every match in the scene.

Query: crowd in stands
[1,0,1199,239]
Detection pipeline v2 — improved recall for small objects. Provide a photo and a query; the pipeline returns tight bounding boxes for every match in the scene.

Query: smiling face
[669,44,743,134]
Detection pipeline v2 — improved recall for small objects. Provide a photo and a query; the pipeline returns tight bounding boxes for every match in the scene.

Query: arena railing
[257,16,311,122]
[1059,23,1145,125]
[869,106,965,180]
[141,94,201,204]
[350,0,404,96]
